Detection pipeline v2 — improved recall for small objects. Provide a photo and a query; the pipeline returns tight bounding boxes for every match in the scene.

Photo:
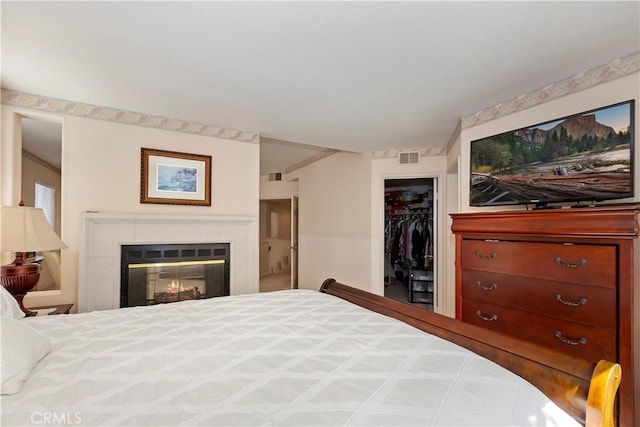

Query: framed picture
[140,148,212,206]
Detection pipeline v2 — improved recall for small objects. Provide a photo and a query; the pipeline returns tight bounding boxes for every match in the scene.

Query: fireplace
[79,212,257,312]
[120,243,230,308]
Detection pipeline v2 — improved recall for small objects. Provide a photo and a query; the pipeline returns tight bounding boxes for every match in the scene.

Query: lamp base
[1,253,41,317]
[9,293,37,317]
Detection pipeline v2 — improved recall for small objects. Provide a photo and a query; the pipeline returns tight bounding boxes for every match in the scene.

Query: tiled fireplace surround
[78,212,258,312]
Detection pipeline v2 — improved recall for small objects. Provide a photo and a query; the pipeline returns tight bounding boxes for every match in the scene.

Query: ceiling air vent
[398,151,419,164]
[268,172,283,181]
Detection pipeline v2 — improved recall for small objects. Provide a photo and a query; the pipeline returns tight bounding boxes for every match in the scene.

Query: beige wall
[286,151,450,303]
[275,152,451,299]
[259,174,298,200]
[287,73,639,315]
[288,151,373,291]
[268,202,291,240]
[1,105,260,308]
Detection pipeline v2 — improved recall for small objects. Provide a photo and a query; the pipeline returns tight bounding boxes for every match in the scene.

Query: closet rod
[386,212,431,217]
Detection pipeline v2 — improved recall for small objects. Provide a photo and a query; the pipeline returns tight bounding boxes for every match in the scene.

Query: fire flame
[168,280,183,293]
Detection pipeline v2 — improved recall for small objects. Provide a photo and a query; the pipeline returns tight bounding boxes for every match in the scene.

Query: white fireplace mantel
[78,212,258,312]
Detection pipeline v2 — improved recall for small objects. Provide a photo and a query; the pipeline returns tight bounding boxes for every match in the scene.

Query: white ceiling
[2,1,639,173]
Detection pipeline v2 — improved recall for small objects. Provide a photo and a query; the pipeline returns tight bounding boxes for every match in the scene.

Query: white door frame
[373,172,445,314]
[290,195,299,289]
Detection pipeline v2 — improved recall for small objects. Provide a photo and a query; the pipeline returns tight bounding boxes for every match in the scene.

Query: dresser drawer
[460,240,616,287]
[461,270,616,328]
[461,299,616,363]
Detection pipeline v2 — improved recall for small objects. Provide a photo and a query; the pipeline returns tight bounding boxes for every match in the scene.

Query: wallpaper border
[446,52,640,153]
[283,148,341,174]
[1,89,259,144]
[4,52,637,159]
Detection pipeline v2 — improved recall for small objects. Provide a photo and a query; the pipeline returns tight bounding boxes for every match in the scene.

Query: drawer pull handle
[555,294,587,307]
[554,256,586,268]
[474,251,496,260]
[476,310,497,322]
[555,330,587,346]
[476,281,497,291]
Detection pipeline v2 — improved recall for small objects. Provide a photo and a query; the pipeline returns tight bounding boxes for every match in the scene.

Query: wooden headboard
[320,278,621,427]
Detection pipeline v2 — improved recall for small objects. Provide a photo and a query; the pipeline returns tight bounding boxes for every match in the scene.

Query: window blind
[35,182,55,228]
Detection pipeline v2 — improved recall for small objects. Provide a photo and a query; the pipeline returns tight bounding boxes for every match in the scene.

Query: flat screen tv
[470,100,635,208]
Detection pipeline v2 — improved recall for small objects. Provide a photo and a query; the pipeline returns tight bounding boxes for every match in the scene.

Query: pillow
[1,317,51,394]
[0,286,25,320]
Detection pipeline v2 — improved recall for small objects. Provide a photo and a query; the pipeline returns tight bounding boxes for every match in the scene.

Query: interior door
[290,195,298,289]
[383,177,437,311]
[430,179,438,309]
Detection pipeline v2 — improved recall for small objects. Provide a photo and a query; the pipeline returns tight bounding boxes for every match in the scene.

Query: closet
[384,178,435,309]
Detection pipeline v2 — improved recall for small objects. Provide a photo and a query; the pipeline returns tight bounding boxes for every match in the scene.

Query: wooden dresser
[451,205,639,427]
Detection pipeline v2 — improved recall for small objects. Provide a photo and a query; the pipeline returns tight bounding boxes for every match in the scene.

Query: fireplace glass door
[121,243,230,307]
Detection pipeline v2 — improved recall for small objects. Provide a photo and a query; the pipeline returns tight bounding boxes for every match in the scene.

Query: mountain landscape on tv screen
[470,105,632,206]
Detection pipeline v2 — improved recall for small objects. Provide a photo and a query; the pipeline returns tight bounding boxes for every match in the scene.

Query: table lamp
[0,204,67,316]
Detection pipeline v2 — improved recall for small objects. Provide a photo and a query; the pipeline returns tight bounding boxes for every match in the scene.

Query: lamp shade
[0,206,67,252]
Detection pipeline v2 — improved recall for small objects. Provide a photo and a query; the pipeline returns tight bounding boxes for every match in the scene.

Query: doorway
[20,117,63,292]
[259,198,298,292]
[384,177,436,311]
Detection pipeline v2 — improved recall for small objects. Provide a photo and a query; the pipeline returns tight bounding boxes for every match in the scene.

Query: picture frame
[140,148,212,206]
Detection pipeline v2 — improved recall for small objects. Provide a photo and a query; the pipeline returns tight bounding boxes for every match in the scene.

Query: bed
[1,279,620,426]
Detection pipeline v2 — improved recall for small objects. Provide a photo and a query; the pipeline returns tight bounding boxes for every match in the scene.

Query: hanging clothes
[412,223,426,268]
[385,214,432,272]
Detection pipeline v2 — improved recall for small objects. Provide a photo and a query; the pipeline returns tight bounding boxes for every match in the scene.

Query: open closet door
[290,195,298,289]
[384,178,435,311]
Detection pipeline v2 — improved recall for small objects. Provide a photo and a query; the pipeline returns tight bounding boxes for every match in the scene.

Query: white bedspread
[2,290,579,426]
